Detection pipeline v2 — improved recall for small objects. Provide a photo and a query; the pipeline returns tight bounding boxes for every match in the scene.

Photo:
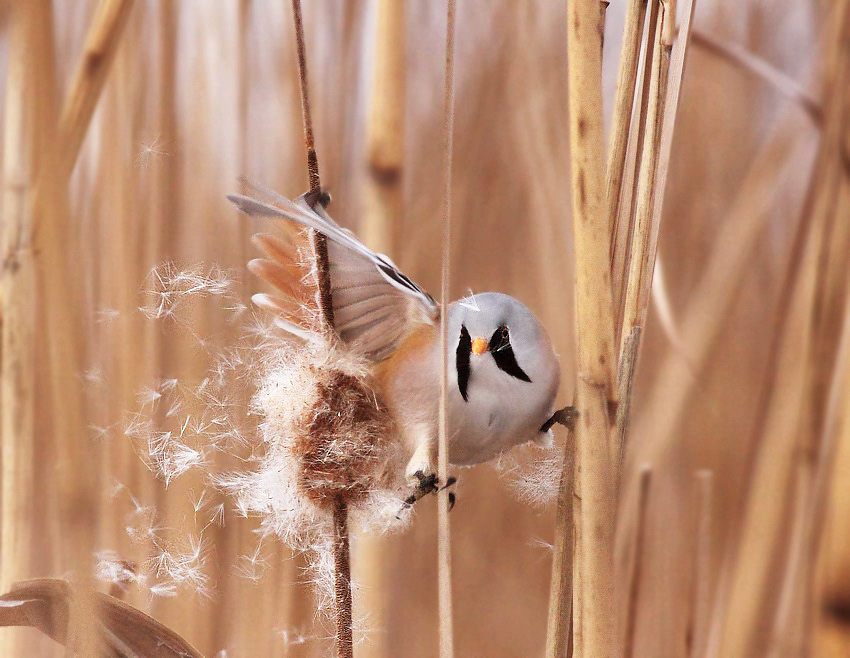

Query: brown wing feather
[251,232,300,265]
[247,258,306,303]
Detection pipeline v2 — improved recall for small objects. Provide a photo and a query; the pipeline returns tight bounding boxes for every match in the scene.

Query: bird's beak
[471,338,488,355]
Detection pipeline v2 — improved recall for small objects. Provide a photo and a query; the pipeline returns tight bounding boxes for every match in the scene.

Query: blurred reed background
[0,0,847,656]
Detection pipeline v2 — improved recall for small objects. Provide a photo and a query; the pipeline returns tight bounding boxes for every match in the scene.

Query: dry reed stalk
[616,0,671,354]
[355,2,406,653]
[27,0,60,605]
[545,432,575,658]
[770,235,850,658]
[634,114,811,469]
[1,4,43,639]
[290,3,353,655]
[615,0,695,462]
[559,1,619,656]
[362,0,405,255]
[689,30,821,125]
[708,156,831,655]
[610,0,659,322]
[813,289,850,657]
[224,3,281,654]
[709,7,847,652]
[333,501,354,656]
[605,0,648,260]
[27,2,135,654]
[39,0,136,188]
[623,466,652,658]
[687,471,713,658]
[768,10,850,654]
[437,2,457,657]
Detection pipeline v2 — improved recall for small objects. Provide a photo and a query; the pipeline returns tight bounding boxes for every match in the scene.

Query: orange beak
[471,338,489,355]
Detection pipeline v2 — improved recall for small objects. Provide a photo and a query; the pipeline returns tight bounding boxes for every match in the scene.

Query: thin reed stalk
[437,2,457,657]
[617,0,671,354]
[290,3,351,655]
[688,471,713,658]
[333,501,354,657]
[624,467,652,658]
[611,0,659,323]
[1,0,41,610]
[606,0,648,257]
[813,285,850,657]
[558,1,619,656]
[26,1,136,653]
[545,432,576,658]
[635,112,812,467]
[362,0,405,255]
[615,0,695,460]
[689,30,821,125]
[709,5,848,653]
[356,2,406,653]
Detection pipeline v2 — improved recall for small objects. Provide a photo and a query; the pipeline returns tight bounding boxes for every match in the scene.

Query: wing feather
[230,184,438,359]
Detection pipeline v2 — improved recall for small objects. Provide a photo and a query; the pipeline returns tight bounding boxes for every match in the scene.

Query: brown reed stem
[289,4,352,655]
[290,0,320,194]
[618,0,671,354]
[362,0,405,255]
[624,467,652,658]
[1,0,42,615]
[606,0,648,260]
[688,471,713,658]
[710,5,849,653]
[558,1,619,656]
[23,2,135,654]
[290,0,335,330]
[333,500,354,658]
[437,2,457,657]
[356,3,406,653]
[615,0,695,462]
[690,30,821,125]
[545,431,575,658]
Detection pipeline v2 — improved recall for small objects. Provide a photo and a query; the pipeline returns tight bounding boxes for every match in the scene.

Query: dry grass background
[0,0,846,656]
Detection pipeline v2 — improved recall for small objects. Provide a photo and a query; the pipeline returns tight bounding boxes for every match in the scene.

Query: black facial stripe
[489,325,532,383]
[456,324,472,402]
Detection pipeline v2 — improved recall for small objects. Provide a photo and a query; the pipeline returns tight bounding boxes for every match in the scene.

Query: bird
[227,182,570,504]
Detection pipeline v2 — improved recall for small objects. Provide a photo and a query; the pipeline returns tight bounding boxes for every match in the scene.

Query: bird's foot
[396,471,457,518]
[540,406,579,433]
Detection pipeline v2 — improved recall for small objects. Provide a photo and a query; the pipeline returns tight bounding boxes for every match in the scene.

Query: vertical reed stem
[1,0,40,609]
[290,4,350,655]
[624,467,652,658]
[333,500,354,658]
[606,0,648,252]
[438,2,457,656]
[545,432,576,658]
[560,1,619,656]
[688,471,713,658]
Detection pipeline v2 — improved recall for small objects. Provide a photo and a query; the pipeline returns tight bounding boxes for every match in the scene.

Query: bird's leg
[404,436,437,484]
[540,406,579,433]
[396,472,458,518]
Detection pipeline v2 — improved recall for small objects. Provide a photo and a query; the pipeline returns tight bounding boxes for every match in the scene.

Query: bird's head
[448,292,558,402]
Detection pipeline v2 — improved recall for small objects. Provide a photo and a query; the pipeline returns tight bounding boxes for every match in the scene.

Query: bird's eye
[488,325,532,383]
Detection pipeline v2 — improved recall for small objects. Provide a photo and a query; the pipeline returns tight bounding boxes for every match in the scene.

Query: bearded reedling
[228,183,574,506]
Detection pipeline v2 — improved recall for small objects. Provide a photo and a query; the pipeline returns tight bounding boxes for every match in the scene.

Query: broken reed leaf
[0,579,203,657]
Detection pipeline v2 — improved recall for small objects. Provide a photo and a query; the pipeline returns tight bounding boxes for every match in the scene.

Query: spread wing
[228,182,438,360]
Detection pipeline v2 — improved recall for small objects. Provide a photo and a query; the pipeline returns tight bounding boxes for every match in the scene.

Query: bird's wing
[228,183,438,360]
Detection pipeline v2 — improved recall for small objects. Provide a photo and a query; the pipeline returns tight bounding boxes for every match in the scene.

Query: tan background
[0,1,842,656]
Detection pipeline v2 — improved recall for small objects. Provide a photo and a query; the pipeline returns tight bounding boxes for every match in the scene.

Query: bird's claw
[540,406,579,433]
[396,471,457,518]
